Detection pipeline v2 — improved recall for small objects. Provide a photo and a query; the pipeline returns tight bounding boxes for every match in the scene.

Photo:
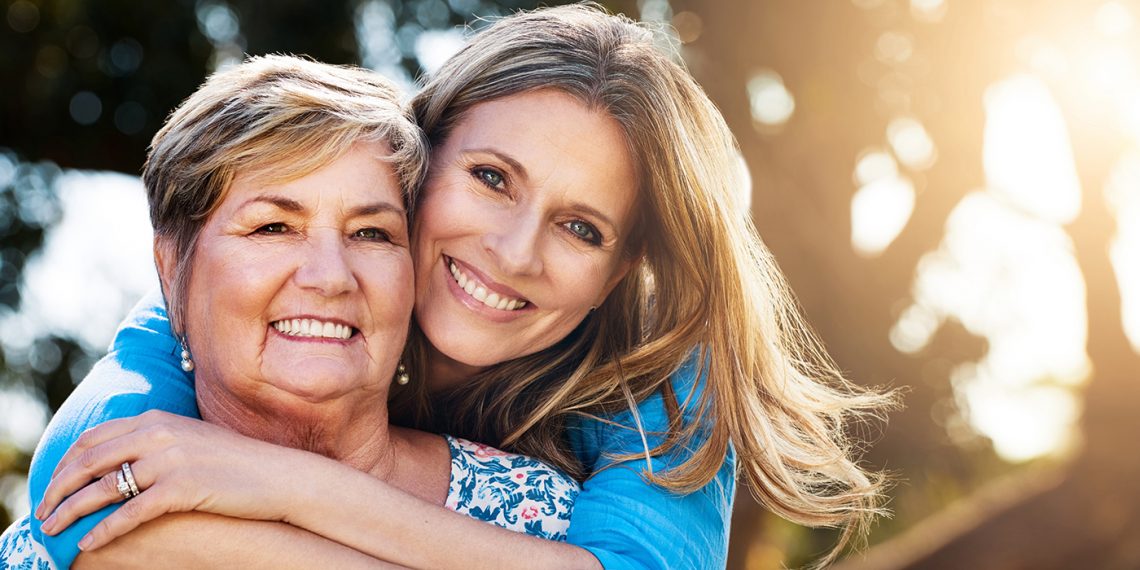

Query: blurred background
[1,0,1138,568]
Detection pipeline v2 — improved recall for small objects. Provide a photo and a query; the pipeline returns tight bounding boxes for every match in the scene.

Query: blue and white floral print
[0,516,55,570]
[445,435,579,541]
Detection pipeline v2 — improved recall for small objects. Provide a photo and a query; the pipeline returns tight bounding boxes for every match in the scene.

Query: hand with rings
[35,410,317,551]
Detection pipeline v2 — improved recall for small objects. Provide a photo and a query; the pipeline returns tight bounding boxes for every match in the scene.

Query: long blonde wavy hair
[391,4,895,564]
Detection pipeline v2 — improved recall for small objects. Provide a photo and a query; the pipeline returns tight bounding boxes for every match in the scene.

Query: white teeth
[273,318,354,340]
[446,258,529,311]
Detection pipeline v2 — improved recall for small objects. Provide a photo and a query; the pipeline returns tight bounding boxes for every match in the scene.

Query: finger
[50,416,143,480]
[77,486,173,551]
[42,470,126,535]
[40,432,152,520]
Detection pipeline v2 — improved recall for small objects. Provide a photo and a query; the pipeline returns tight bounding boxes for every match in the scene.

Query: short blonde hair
[144,55,427,335]
[404,5,894,565]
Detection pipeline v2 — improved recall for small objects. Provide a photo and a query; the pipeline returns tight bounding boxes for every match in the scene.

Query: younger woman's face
[412,89,639,386]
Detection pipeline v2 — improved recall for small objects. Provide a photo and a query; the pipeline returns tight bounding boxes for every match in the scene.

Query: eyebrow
[347,202,407,218]
[240,195,407,218]
[463,147,530,183]
[570,202,619,236]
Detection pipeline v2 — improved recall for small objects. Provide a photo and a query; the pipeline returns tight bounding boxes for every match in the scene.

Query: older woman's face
[176,140,413,408]
[412,89,639,378]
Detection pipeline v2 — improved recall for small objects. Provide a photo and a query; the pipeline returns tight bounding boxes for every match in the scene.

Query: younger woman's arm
[27,291,202,569]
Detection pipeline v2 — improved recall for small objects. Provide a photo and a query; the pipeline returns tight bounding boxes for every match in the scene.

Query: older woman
[0,54,579,568]
[23,4,892,569]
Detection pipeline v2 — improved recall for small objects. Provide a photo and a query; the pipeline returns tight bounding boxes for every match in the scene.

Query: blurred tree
[674,0,1140,567]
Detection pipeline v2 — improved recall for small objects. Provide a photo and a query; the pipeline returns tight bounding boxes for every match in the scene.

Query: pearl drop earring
[180,336,195,372]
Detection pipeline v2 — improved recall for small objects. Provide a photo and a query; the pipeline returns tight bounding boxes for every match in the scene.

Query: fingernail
[42,514,56,534]
[34,504,44,520]
[78,534,93,551]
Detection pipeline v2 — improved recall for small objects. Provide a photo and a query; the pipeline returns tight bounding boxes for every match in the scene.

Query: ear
[153,236,178,301]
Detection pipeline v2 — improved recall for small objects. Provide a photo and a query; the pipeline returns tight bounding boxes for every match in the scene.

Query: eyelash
[563,220,602,246]
[254,223,289,235]
[252,223,392,243]
[470,166,507,193]
[353,227,392,242]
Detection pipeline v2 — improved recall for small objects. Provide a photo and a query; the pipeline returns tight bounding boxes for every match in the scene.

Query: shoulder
[31,290,198,478]
[443,435,580,542]
[569,349,710,467]
[108,289,181,356]
[562,350,735,569]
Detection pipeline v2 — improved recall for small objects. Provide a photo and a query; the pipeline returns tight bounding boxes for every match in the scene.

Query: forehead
[225,140,403,207]
[448,89,640,213]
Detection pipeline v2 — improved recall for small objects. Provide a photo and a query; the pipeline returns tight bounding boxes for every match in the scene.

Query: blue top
[26,290,735,569]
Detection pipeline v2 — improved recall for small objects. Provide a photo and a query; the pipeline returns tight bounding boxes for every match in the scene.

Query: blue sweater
[27,291,734,568]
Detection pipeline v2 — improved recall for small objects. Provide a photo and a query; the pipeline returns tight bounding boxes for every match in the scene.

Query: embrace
[1,4,892,569]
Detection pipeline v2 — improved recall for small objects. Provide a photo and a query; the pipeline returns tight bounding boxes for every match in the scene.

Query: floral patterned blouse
[0,435,579,569]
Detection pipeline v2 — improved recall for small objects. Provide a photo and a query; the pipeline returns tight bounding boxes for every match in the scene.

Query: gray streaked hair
[144,54,427,335]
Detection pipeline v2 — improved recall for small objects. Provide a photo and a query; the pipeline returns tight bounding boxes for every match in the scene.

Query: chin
[263,367,375,404]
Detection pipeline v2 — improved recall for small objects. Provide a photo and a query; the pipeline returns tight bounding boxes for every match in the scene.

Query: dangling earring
[179,336,195,373]
[395,362,410,385]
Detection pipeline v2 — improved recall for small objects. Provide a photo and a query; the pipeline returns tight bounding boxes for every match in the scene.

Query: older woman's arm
[71,512,402,570]
[42,412,599,570]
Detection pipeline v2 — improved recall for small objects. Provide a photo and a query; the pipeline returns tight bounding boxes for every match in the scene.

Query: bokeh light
[851,174,915,257]
[1105,150,1140,352]
[983,75,1081,224]
[748,69,795,128]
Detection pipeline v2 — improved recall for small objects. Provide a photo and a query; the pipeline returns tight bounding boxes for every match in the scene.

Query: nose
[293,229,358,296]
[481,208,544,277]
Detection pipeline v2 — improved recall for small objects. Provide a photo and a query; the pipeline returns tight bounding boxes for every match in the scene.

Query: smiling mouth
[271,318,356,340]
[447,257,529,311]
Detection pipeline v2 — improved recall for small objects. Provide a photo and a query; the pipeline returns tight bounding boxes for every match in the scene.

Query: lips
[271,318,356,340]
[446,256,529,311]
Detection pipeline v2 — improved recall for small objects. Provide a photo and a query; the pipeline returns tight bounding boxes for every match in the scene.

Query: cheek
[551,256,618,308]
[364,254,416,321]
[185,240,291,341]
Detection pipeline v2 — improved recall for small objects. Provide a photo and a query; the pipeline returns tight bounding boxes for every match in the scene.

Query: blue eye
[473,168,505,190]
[566,220,601,244]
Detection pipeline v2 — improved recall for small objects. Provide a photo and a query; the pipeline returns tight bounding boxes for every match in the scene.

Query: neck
[196,375,397,477]
[424,342,486,392]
